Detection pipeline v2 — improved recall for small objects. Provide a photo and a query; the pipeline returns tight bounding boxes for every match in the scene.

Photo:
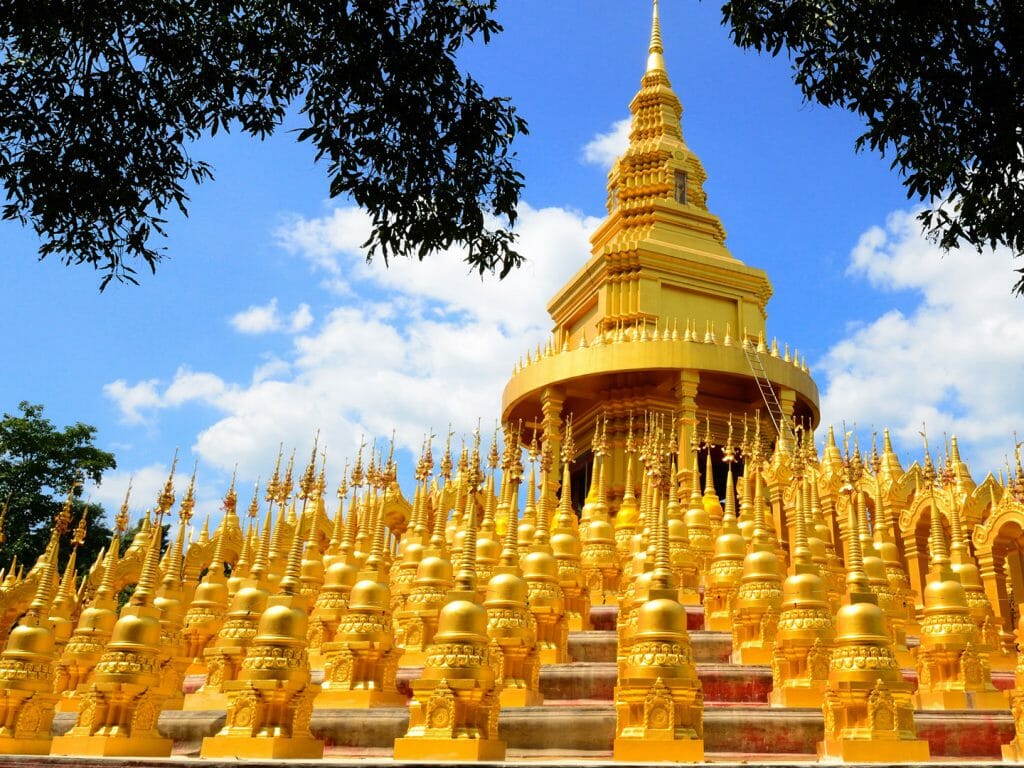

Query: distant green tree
[0,401,116,570]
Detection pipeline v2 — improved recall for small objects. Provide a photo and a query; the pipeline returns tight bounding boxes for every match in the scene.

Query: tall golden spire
[646,0,665,74]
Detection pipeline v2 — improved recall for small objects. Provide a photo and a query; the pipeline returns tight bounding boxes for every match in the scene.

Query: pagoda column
[675,370,700,493]
[541,386,565,499]
[778,387,796,453]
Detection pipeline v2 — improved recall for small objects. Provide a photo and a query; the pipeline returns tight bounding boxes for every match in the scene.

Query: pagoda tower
[501,0,818,516]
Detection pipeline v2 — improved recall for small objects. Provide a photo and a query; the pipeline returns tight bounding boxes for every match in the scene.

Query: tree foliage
[0,401,116,570]
[0,0,527,289]
[721,0,1024,294]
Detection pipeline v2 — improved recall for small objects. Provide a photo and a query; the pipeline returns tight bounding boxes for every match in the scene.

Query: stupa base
[50,733,172,757]
[54,695,80,714]
[731,645,772,666]
[704,614,731,632]
[895,648,916,669]
[398,650,429,667]
[499,686,544,707]
[973,689,1012,710]
[181,689,228,711]
[393,736,506,761]
[314,688,408,708]
[539,647,568,665]
[567,614,591,632]
[768,683,825,708]
[1003,739,1024,761]
[677,588,701,606]
[613,736,704,762]
[200,734,324,759]
[0,736,51,755]
[818,736,930,762]
[914,687,1005,710]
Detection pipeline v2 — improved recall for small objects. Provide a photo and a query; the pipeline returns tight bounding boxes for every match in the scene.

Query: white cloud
[88,462,175,523]
[105,202,598,480]
[818,208,1024,473]
[582,117,631,168]
[228,298,316,336]
[104,379,162,425]
[289,303,314,332]
[230,298,282,334]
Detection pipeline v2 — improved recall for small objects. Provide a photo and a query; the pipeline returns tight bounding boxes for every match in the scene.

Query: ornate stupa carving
[769,435,835,707]
[484,429,543,707]
[1003,601,1024,760]
[522,438,569,665]
[818,462,929,762]
[315,499,404,709]
[182,477,236,676]
[393,479,505,761]
[914,449,1005,710]
[54,486,132,714]
[50,494,174,758]
[731,467,784,665]
[200,472,324,760]
[612,429,704,762]
[0,523,62,754]
[183,505,274,711]
[581,417,622,605]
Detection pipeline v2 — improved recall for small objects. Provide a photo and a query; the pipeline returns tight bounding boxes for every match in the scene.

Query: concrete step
[58,703,1012,759]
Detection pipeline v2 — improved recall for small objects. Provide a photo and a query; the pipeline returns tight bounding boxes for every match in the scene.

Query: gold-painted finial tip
[646,0,666,73]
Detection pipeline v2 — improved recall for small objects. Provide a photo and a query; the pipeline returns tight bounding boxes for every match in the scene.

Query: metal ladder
[741,338,794,447]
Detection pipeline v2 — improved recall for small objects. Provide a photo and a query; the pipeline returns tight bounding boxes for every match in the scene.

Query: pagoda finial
[646,0,666,74]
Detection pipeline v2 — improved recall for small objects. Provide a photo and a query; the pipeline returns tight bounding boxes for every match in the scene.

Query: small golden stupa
[613,438,704,762]
[484,430,543,707]
[181,477,236,676]
[552,422,591,631]
[769,435,835,707]
[914,450,1004,710]
[200,470,324,760]
[522,438,570,665]
[580,420,621,606]
[0,525,61,755]
[183,505,274,711]
[50,505,173,758]
[393,474,505,761]
[315,500,405,708]
[54,485,133,714]
[817,463,929,763]
[704,425,747,631]
[730,468,784,664]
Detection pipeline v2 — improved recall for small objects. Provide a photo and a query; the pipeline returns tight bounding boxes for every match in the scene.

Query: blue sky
[2,1,1022,524]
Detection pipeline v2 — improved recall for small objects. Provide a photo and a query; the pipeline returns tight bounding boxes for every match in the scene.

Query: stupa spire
[646,0,665,74]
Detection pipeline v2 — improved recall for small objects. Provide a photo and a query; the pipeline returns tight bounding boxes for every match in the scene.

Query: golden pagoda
[0,525,61,754]
[818,461,929,762]
[500,0,818,523]
[199,475,324,759]
[393,472,505,761]
[314,500,405,709]
[613,436,703,762]
[769,436,835,708]
[50,514,173,757]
